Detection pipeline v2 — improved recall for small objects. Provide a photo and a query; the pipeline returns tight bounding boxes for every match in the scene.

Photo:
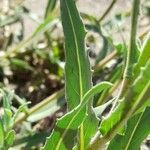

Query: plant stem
[93,50,118,73]
[89,0,141,149]
[98,0,118,22]
[80,124,84,150]
[112,0,141,109]
[124,0,140,79]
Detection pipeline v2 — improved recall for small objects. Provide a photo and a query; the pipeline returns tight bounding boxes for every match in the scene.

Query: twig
[93,50,118,73]
[98,0,118,22]
[14,88,64,125]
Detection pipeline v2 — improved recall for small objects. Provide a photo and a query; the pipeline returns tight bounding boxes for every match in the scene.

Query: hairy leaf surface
[108,107,150,150]
[100,59,150,136]
[42,82,112,150]
[61,0,98,149]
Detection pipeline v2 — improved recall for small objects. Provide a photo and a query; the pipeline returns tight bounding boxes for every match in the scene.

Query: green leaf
[61,0,91,110]
[135,98,150,114]
[100,59,150,136]
[0,90,13,130]
[32,16,57,37]
[0,121,4,148]
[1,90,12,110]
[10,58,33,71]
[60,0,99,149]
[134,33,150,77]
[12,132,49,149]
[108,107,150,150]
[3,109,13,131]
[5,130,15,146]
[43,82,112,150]
[45,0,57,18]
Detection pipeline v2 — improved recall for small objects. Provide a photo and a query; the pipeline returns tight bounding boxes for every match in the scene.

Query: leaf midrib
[64,1,85,150]
[55,82,111,150]
[124,112,143,150]
[56,0,85,149]
[55,107,83,150]
[124,79,150,150]
[64,0,83,100]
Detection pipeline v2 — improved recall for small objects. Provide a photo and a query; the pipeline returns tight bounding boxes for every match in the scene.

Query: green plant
[0,0,150,149]
[0,89,29,149]
[42,0,150,150]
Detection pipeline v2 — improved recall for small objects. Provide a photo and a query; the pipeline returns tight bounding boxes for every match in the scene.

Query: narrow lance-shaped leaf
[1,90,13,131]
[5,130,16,146]
[43,82,112,150]
[62,0,91,110]
[10,58,33,71]
[61,0,99,149]
[108,107,150,150]
[100,59,150,137]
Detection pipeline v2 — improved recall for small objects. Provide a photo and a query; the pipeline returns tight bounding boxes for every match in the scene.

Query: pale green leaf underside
[27,97,65,122]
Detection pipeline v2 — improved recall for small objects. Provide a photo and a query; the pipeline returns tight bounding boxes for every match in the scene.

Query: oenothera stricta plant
[43,0,150,150]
